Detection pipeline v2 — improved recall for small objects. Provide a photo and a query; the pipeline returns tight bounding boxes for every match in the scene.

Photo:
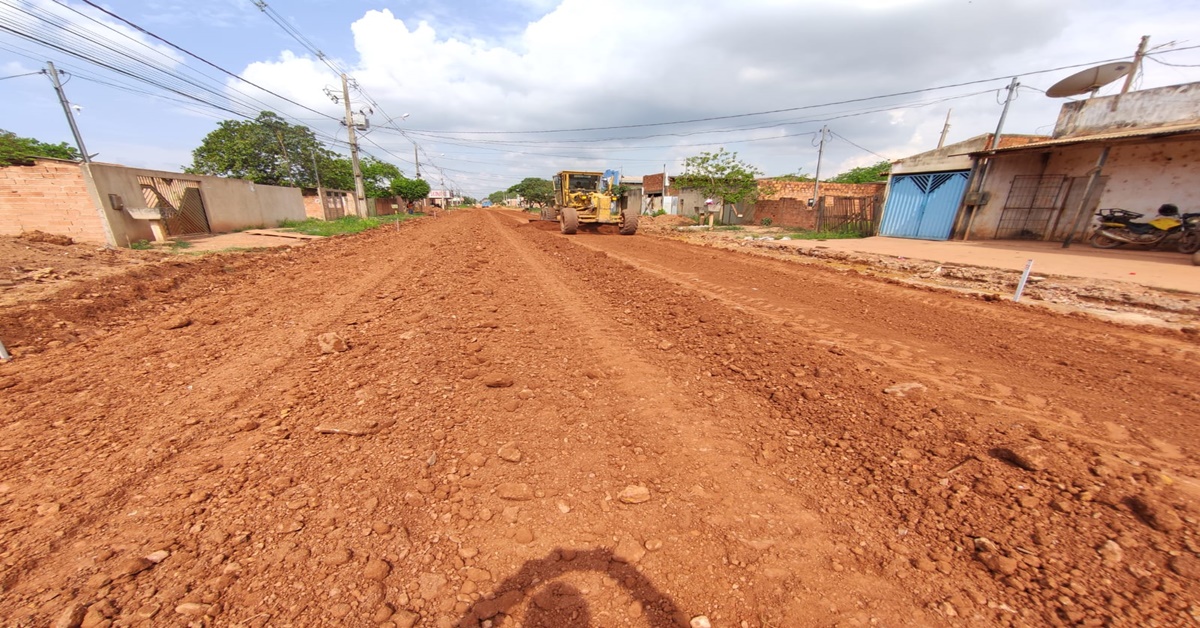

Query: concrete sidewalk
[772,236,1199,293]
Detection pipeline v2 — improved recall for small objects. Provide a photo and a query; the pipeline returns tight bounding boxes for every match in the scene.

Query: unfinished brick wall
[750,180,886,228]
[758,180,885,201]
[0,159,107,243]
[754,198,818,229]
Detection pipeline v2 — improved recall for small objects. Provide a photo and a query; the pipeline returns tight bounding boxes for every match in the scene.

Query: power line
[0,70,40,80]
[828,130,891,161]
[74,0,340,122]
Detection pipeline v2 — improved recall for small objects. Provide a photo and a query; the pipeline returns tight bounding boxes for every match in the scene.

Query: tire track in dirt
[477,212,933,626]
[562,228,1200,467]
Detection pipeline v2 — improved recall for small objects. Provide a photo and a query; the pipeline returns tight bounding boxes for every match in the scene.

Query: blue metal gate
[879,171,970,240]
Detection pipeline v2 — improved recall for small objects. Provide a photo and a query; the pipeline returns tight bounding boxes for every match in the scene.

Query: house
[964,82,1200,242]
[879,134,1048,240]
[879,81,1200,242]
[1,159,308,247]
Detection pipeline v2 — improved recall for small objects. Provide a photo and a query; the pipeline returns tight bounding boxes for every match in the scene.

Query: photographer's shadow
[455,547,684,627]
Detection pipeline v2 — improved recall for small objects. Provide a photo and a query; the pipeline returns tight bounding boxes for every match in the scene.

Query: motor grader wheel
[559,206,578,234]
[540,207,559,221]
[619,206,639,235]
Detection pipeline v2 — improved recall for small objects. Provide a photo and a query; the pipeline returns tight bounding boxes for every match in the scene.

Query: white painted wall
[970,137,1200,239]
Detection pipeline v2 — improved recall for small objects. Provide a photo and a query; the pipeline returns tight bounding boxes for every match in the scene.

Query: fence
[817,194,882,236]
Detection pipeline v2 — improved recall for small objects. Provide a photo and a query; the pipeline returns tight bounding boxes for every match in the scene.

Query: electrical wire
[0,70,40,80]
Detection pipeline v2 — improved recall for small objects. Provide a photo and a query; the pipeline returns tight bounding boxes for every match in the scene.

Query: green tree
[828,160,891,183]
[187,111,332,187]
[487,190,509,204]
[460,196,478,206]
[507,177,554,207]
[771,171,815,182]
[0,129,80,165]
[672,148,763,207]
[358,157,403,198]
[391,175,431,203]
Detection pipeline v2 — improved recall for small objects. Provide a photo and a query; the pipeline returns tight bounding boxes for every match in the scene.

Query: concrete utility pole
[46,62,90,163]
[1120,36,1150,96]
[962,77,1019,240]
[937,109,952,149]
[341,73,367,217]
[811,125,830,209]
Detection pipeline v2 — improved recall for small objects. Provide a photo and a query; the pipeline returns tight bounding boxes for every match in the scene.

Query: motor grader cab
[540,170,638,235]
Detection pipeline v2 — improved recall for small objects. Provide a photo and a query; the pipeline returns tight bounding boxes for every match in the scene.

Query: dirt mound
[639,214,695,230]
[18,230,74,245]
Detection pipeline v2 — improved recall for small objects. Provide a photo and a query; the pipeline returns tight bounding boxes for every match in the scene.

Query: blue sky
[4,0,1200,198]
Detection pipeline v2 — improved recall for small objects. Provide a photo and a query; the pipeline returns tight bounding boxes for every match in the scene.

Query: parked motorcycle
[1089,204,1199,250]
[1178,212,1200,254]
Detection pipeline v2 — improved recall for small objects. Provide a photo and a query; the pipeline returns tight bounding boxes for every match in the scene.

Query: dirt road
[1,209,1198,627]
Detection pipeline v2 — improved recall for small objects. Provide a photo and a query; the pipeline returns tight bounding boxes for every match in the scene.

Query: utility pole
[1119,36,1149,96]
[46,62,90,163]
[962,77,1019,240]
[341,73,367,217]
[413,144,420,179]
[811,125,830,210]
[937,109,952,149]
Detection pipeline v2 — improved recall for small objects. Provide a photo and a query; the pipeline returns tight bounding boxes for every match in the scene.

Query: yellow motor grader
[539,170,638,235]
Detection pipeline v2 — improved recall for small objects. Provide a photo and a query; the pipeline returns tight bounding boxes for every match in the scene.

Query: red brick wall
[754,198,818,229]
[0,159,107,243]
[757,180,885,201]
[751,180,885,228]
[641,173,679,196]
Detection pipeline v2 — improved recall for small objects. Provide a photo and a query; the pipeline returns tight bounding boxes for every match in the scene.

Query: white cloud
[226,0,1200,197]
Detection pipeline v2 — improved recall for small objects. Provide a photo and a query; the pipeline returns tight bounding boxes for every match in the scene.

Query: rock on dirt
[618,485,651,504]
[161,315,192,330]
[1128,494,1185,532]
[317,332,349,353]
[497,482,533,501]
[497,442,523,462]
[483,374,515,388]
[993,443,1050,472]
[614,537,647,564]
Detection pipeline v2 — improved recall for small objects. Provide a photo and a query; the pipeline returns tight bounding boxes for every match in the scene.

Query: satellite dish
[1046,62,1133,98]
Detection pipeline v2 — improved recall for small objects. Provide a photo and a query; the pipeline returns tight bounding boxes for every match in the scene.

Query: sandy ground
[1,210,1199,627]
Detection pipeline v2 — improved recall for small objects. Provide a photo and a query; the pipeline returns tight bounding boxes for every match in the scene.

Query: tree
[671,148,763,207]
[771,171,815,182]
[828,160,891,184]
[187,111,332,187]
[358,157,403,198]
[507,177,554,207]
[460,196,478,206]
[1,129,80,165]
[487,190,509,205]
[391,175,431,203]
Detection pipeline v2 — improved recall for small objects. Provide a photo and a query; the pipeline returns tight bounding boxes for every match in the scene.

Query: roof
[971,122,1200,156]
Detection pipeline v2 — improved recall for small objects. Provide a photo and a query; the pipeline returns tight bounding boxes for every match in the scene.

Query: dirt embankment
[0,210,1198,627]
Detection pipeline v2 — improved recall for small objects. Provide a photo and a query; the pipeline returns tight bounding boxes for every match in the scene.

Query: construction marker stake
[1013,259,1034,302]
[0,338,10,361]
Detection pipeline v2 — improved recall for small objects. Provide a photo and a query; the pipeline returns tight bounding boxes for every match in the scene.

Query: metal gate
[138,176,211,236]
[879,171,970,240]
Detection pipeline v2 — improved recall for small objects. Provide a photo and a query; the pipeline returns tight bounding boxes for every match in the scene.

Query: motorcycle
[1178,212,1200,254]
[1089,204,1199,250]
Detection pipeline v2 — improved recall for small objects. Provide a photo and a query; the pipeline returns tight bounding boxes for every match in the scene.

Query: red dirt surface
[1,209,1199,627]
